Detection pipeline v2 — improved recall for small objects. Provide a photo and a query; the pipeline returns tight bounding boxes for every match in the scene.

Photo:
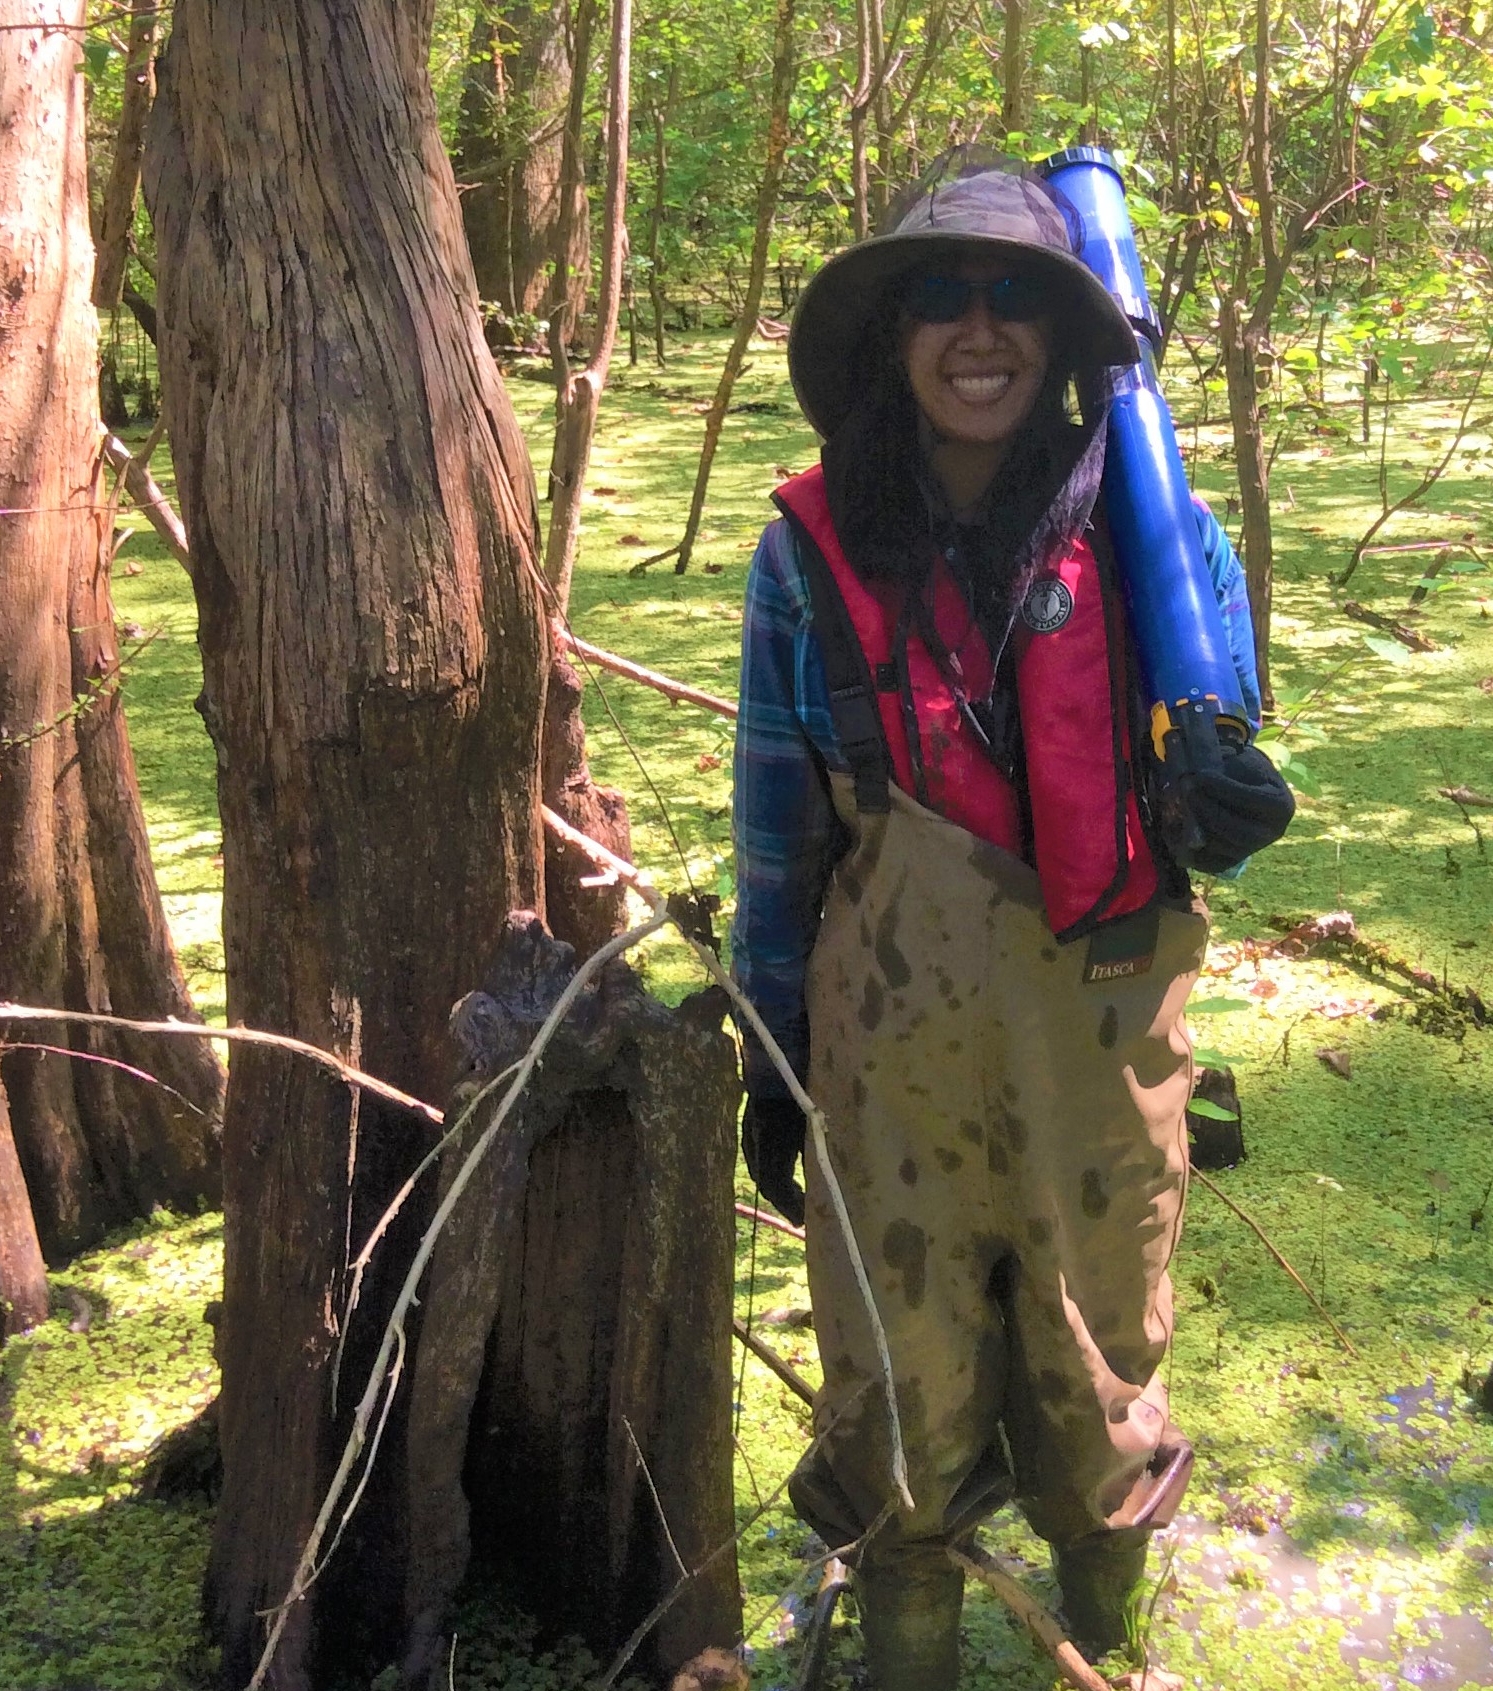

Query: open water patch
[1164,1513,1493,1685]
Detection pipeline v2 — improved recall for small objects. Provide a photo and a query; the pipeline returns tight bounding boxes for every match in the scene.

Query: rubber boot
[1052,1528,1149,1658]
[854,1547,964,1691]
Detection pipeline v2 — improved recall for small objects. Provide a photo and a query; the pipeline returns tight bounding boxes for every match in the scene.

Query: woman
[731,156,1292,1688]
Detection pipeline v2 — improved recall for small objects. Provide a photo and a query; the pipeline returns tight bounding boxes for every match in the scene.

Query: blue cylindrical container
[1039,147,1250,754]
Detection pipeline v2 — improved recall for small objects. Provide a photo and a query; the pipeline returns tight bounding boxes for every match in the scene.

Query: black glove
[742,1096,806,1227]
[1165,741,1295,875]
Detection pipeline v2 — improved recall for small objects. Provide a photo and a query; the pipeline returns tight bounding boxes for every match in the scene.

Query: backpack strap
[774,504,893,817]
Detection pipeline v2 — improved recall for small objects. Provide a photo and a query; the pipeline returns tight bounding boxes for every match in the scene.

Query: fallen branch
[950,1544,1110,1691]
[1340,600,1437,652]
[0,1039,207,1117]
[559,627,737,719]
[1440,784,1493,809]
[540,807,915,1512]
[733,1316,815,1407]
[594,1388,876,1691]
[0,1004,441,1125]
[735,1200,805,1240]
[1188,1165,1359,1358]
[101,431,192,574]
[1336,331,1493,588]
[628,541,683,574]
[1265,910,1488,1025]
[1406,542,1486,608]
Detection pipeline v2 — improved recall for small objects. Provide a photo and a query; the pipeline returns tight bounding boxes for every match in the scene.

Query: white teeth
[949,373,1012,401]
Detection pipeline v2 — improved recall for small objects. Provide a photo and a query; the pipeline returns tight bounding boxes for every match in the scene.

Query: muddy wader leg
[1052,1430,1195,1655]
[1052,1530,1149,1656]
[854,1544,965,1691]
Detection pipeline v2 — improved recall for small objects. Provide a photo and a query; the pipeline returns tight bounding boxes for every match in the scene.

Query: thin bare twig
[540,809,914,1513]
[0,1004,443,1126]
[0,1039,205,1116]
[623,1415,689,1582]
[1341,599,1436,652]
[735,1200,806,1240]
[595,1386,878,1691]
[331,1056,522,1413]
[951,1544,1110,1691]
[247,912,669,1690]
[1189,1165,1360,1357]
[733,1317,816,1407]
[101,431,192,573]
[1337,331,1493,587]
[558,627,737,719]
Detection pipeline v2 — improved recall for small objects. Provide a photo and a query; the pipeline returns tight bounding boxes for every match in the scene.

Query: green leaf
[82,37,111,81]
[1128,193,1162,230]
[1283,759,1323,798]
[1189,1097,1239,1121]
[1363,634,1412,664]
[1259,738,1292,770]
[1192,1045,1238,1069]
[1190,996,1253,1014]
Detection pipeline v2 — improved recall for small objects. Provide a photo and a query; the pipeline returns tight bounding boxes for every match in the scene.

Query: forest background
[3,0,1493,1687]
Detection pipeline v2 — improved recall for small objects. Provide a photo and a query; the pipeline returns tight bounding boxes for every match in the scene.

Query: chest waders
[784,539,1208,1688]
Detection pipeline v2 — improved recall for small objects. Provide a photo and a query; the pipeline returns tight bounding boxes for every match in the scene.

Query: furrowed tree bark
[92,0,157,310]
[455,0,589,333]
[646,66,678,367]
[539,0,633,957]
[0,0,221,1262]
[543,0,631,612]
[1001,0,1027,139]
[0,1076,48,1337]
[143,4,548,1683]
[673,0,797,574]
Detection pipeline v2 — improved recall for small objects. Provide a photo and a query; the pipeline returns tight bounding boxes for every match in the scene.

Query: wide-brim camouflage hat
[788,154,1139,439]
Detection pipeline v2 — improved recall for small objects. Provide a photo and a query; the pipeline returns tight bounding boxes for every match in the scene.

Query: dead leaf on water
[1315,994,1376,1020]
[1316,1046,1352,1079]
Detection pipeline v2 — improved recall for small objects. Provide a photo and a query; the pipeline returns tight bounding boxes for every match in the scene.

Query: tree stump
[402,913,741,1687]
[1187,1067,1247,1170]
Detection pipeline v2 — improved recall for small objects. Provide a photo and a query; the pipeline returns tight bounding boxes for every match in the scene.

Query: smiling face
[899,255,1052,507]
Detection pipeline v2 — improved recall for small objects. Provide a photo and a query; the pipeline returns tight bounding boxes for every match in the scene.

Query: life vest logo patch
[1021,577,1074,634]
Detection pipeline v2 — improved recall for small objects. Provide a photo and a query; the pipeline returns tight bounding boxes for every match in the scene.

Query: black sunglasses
[903,272,1048,325]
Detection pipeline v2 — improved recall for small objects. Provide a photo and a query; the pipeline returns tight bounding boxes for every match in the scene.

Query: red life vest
[774,464,1158,941]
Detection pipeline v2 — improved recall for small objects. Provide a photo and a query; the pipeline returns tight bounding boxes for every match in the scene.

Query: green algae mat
[3,335,1491,1689]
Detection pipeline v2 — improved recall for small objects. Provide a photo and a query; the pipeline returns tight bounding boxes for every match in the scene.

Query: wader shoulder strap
[775,506,893,816]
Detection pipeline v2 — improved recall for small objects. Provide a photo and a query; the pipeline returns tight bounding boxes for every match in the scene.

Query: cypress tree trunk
[92,0,158,310]
[456,0,588,332]
[144,3,548,1681]
[0,0,221,1263]
[0,1078,48,1336]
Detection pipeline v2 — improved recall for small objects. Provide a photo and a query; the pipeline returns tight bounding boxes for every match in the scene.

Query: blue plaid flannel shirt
[730,497,1262,1101]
